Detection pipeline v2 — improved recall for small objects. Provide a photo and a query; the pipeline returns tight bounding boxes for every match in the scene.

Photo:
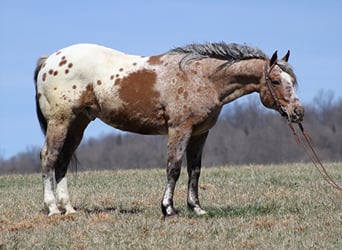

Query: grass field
[1,163,342,249]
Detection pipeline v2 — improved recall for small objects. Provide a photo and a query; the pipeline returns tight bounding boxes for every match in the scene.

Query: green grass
[1,163,342,249]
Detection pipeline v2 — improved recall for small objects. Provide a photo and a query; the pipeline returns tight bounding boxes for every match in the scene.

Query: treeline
[1,92,341,175]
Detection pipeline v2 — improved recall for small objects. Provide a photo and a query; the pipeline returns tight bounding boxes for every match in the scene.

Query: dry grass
[1,163,342,249]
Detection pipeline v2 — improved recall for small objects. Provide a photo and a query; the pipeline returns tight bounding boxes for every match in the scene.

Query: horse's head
[260,50,304,123]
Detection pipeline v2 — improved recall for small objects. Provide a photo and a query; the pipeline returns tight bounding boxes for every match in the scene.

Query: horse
[34,42,304,217]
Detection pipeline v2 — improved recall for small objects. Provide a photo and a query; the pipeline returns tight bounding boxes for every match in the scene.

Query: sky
[0,0,341,160]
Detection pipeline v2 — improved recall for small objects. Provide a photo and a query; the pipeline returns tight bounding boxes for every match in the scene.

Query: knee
[167,162,182,180]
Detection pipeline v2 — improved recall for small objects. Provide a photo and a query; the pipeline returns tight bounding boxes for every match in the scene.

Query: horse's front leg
[161,126,192,218]
[186,132,208,215]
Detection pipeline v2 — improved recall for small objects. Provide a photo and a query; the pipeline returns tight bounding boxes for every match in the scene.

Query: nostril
[294,108,303,116]
[294,108,304,122]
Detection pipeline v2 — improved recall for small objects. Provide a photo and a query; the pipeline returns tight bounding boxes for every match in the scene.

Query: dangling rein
[264,63,342,191]
[288,122,342,191]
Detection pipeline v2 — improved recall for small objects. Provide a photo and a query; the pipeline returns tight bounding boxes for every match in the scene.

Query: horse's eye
[271,80,280,86]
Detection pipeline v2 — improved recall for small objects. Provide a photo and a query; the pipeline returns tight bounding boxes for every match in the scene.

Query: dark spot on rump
[65,69,69,74]
[68,63,73,68]
[42,63,46,69]
[110,75,114,80]
[53,71,58,76]
[42,73,46,81]
[133,62,137,66]
[48,69,54,75]
[119,68,124,72]
[147,55,163,65]
[62,56,66,60]
[56,51,62,55]
[54,87,57,90]
[97,80,102,85]
[59,59,67,67]
[116,74,120,78]
[72,85,77,89]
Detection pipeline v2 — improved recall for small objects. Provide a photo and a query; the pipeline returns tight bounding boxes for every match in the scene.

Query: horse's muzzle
[291,107,304,123]
[280,106,304,123]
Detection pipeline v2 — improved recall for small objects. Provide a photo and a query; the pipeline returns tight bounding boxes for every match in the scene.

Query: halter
[264,62,342,191]
[263,63,290,121]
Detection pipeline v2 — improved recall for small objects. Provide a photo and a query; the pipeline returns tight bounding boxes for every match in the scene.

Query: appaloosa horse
[34,42,304,217]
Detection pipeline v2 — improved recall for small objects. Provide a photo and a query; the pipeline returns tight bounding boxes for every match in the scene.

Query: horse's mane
[169,42,268,70]
[169,42,297,84]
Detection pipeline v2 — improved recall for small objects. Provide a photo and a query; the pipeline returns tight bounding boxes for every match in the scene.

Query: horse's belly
[98,104,168,135]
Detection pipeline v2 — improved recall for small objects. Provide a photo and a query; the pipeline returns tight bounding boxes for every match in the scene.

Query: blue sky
[0,0,341,159]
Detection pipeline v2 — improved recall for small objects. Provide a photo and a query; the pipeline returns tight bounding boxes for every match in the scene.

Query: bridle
[264,62,342,192]
[264,63,290,121]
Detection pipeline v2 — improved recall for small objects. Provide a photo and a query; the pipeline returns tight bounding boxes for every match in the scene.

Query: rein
[264,63,342,192]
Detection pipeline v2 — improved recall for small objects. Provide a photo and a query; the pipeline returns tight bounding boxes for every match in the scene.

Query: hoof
[65,207,77,215]
[188,203,207,216]
[163,212,179,222]
[65,209,77,215]
[161,203,178,219]
[194,207,207,216]
[48,209,61,217]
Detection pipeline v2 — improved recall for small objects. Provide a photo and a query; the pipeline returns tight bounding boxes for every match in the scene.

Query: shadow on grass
[185,202,281,219]
[79,206,144,215]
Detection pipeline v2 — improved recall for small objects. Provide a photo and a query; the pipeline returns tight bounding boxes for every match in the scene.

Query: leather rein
[264,63,342,191]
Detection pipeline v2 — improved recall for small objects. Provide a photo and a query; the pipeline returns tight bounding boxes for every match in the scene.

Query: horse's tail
[34,56,48,135]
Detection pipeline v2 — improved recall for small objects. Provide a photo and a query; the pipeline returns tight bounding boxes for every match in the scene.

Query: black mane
[169,42,268,69]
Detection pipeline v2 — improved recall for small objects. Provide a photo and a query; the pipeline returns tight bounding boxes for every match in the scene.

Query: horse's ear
[281,50,290,62]
[270,50,278,66]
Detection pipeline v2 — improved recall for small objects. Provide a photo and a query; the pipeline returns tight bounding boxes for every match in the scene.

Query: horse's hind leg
[186,132,208,215]
[41,119,71,216]
[42,113,90,216]
[55,113,90,215]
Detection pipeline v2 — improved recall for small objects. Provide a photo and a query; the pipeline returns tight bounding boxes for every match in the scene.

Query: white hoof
[48,209,61,217]
[65,206,77,215]
[194,207,207,215]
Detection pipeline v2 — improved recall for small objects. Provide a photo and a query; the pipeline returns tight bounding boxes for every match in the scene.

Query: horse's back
[35,44,144,119]
[37,43,141,84]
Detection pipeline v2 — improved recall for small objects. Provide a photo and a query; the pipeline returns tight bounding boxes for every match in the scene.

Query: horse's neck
[210,59,265,105]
